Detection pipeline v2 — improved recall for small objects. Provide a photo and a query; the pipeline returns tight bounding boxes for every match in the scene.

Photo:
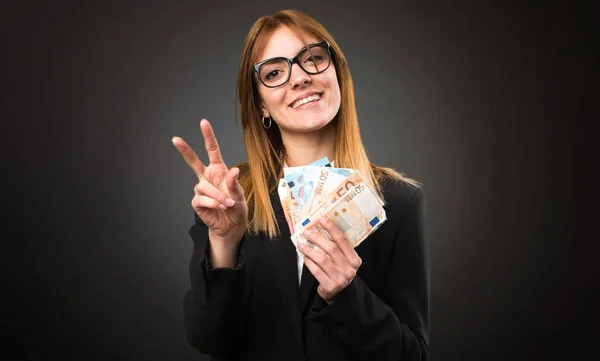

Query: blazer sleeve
[182,213,248,357]
[305,186,430,361]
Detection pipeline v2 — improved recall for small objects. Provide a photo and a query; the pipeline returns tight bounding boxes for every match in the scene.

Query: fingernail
[298,243,305,250]
[304,229,314,237]
[226,198,235,207]
[219,204,227,210]
[319,216,327,223]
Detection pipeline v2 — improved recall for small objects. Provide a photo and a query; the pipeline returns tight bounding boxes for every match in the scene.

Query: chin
[299,117,334,132]
[277,111,337,134]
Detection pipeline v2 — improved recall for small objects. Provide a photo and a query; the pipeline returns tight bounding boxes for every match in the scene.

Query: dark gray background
[4,1,594,360]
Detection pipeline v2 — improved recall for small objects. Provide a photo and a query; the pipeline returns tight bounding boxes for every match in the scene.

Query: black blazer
[183,176,429,361]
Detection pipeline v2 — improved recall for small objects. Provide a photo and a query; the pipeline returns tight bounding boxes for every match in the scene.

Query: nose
[288,63,311,89]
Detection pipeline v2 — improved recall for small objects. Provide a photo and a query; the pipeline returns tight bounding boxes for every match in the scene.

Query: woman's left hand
[298,216,363,303]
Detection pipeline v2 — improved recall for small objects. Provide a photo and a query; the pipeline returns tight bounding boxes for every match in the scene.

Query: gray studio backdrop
[8,1,585,360]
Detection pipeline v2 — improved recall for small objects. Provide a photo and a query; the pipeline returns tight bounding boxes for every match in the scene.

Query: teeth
[292,93,321,108]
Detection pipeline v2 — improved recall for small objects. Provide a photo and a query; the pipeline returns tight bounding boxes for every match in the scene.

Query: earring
[262,116,272,129]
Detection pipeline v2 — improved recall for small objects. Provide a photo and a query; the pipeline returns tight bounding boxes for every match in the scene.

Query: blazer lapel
[262,191,305,354]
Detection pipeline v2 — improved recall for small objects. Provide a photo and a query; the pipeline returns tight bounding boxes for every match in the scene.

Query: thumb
[225,167,245,201]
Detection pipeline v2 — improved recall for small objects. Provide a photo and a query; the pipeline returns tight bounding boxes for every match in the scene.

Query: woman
[172,9,429,361]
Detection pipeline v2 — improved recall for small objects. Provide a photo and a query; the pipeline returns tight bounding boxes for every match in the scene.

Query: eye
[305,55,325,63]
[300,45,328,65]
[265,69,281,80]
[259,59,288,83]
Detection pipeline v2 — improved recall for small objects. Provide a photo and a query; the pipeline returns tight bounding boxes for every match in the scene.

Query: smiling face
[255,26,341,136]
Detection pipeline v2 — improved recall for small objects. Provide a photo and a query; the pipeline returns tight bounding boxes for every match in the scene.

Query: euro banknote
[278,158,386,254]
[290,171,386,254]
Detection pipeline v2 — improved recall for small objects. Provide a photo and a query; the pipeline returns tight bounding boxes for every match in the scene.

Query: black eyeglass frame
[252,41,332,88]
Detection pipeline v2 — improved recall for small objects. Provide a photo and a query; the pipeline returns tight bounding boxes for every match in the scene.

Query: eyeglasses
[253,41,332,88]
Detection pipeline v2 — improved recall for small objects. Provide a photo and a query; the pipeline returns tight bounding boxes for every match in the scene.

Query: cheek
[328,77,342,108]
[262,89,288,115]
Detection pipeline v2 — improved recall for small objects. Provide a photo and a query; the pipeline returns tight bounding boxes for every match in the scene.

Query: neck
[281,122,336,167]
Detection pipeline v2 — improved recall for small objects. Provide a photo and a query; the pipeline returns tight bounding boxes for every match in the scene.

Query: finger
[302,227,343,265]
[192,195,227,211]
[302,250,331,284]
[225,167,245,201]
[305,248,353,302]
[200,119,225,166]
[298,241,335,277]
[195,182,235,208]
[317,216,362,268]
[172,136,206,179]
[302,230,357,286]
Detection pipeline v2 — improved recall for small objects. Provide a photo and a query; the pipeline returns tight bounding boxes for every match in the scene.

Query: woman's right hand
[172,119,248,265]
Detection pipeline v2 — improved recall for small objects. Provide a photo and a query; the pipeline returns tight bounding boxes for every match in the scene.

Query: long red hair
[234,10,420,238]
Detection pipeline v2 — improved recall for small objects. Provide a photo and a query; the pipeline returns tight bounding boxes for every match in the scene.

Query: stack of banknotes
[278,157,387,254]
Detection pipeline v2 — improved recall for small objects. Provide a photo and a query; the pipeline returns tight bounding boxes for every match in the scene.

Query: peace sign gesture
[172,119,248,258]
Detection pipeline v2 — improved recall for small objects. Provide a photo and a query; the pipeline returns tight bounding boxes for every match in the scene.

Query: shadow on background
[3,1,594,360]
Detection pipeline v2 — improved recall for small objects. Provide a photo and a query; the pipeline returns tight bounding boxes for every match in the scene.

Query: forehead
[257,26,320,62]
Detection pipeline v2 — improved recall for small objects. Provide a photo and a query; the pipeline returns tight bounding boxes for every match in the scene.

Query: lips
[290,92,323,109]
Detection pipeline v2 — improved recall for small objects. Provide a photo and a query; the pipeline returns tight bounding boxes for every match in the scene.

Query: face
[255,26,341,135]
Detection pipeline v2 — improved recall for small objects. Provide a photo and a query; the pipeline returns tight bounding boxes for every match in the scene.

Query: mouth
[290,93,323,109]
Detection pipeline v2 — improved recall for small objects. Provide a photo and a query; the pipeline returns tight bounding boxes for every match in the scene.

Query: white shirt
[283,160,304,286]
[297,253,304,286]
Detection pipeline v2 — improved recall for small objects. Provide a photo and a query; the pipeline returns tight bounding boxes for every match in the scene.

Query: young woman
[172,9,429,361]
